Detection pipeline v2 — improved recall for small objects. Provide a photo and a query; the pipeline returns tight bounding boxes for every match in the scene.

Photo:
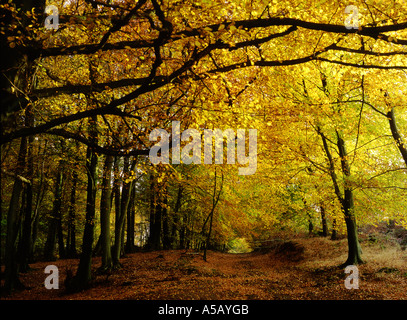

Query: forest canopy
[1,0,407,294]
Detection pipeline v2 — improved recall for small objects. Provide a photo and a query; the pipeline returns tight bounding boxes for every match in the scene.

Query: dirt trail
[2,237,407,300]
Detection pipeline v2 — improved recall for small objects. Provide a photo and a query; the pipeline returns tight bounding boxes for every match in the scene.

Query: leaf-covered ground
[2,237,407,300]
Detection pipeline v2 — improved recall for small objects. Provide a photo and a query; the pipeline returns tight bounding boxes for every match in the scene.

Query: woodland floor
[2,236,407,300]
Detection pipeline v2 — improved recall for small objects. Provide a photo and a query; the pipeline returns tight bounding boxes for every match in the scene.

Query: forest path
[3,237,407,300]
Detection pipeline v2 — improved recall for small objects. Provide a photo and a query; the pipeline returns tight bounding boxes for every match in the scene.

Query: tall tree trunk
[4,136,28,292]
[99,154,114,272]
[331,218,338,240]
[318,127,363,265]
[113,157,136,267]
[30,139,48,261]
[336,132,363,265]
[171,185,183,248]
[125,182,136,253]
[320,205,328,237]
[66,172,78,258]
[148,173,162,251]
[44,160,64,261]
[203,169,223,262]
[387,107,407,167]
[16,114,34,272]
[67,116,98,292]
[112,157,122,266]
[16,183,32,272]
[162,189,171,250]
[2,0,45,292]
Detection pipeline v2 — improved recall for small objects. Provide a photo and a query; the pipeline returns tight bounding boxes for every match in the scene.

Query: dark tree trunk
[162,190,171,250]
[171,185,183,248]
[29,139,48,261]
[387,108,407,167]
[331,218,338,240]
[203,170,223,261]
[112,156,122,261]
[17,182,33,272]
[125,182,137,253]
[320,205,328,237]
[44,160,64,261]
[318,127,363,265]
[308,218,314,235]
[2,0,46,292]
[149,202,162,251]
[112,157,136,267]
[336,133,363,266]
[16,115,34,271]
[4,136,28,292]
[148,173,162,250]
[99,154,114,271]
[67,116,98,292]
[66,172,78,258]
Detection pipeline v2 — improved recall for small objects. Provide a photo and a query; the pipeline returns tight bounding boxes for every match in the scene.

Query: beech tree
[2,0,407,293]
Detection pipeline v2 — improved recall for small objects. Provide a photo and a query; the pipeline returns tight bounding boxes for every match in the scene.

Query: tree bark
[99,154,114,271]
[320,205,328,237]
[162,189,171,250]
[125,182,137,253]
[318,127,363,265]
[336,132,363,266]
[67,116,98,292]
[148,173,162,250]
[4,136,28,292]
[331,218,338,240]
[16,183,33,272]
[171,185,183,248]
[203,169,223,261]
[387,108,407,167]
[44,160,64,261]
[66,172,78,258]
[16,111,34,272]
[112,156,136,267]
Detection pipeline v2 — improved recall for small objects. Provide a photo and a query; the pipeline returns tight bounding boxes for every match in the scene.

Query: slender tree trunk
[112,156,122,261]
[57,182,66,259]
[125,182,136,253]
[331,218,337,240]
[30,139,48,261]
[148,173,162,250]
[203,170,223,261]
[44,160,64,261]
[113,157,136,266]
[171,185,183,248]
[337,133,363,265]
[99,154,114,271]
[320,205,328,237]
[308,215,314,235]
[162,189,171,250]
[148,201,163,250]
[67,116,98,292]
[387,107,407,167]
[66,172,78,258]
[4,136,27,292]
[16,112,34,272]
[112,158,125,266]
[179,214,186,250]
[17,183,32,272]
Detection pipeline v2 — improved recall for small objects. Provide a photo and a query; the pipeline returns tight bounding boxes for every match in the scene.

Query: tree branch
[47,128,149,156]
